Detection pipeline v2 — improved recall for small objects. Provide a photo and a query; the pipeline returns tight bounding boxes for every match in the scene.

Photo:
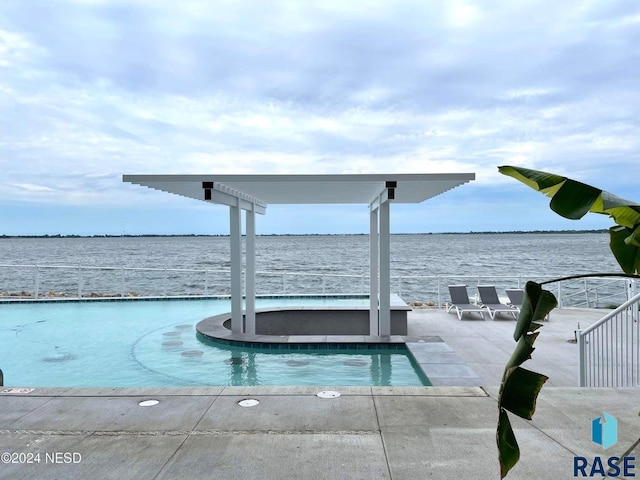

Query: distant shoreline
[0,229,609,239]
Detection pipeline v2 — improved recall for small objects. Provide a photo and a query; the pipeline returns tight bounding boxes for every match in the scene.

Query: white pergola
[122,173,475,337]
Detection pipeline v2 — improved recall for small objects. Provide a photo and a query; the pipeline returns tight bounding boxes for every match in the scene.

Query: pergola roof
[122,173,475,207]
[122,172,476,337]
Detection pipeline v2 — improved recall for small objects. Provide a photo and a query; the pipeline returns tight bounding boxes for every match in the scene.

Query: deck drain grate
[317,391,341,399]
[238,399,259,407]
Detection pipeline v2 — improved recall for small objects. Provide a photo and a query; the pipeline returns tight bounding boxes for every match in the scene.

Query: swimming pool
[0,298,429,387]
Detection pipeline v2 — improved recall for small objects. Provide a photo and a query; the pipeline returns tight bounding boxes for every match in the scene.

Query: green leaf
[610,226,640,275]
[549,178,601,220]
[500,367,549,420]
[496,280,557,477]
[498,408,520,479]
[513,281,557,341]
[504,332,538,375]
[497,165,565,191]
[499,165,640,274]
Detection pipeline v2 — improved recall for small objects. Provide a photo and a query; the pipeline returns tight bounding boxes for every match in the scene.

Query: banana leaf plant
[498,165,640,275]
[497,281,557,478]
[495,165,640,477]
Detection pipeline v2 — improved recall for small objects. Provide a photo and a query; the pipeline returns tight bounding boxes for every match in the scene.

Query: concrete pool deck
[1,307,639,479]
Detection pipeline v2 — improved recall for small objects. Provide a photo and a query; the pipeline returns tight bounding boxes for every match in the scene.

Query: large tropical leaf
[497,408,519,479]
[497,281,556,478]
[610,226,640,275]
[500,367,549,420]
[499,165,640,274]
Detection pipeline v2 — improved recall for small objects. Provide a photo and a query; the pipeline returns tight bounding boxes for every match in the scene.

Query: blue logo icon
[592,413,618,449]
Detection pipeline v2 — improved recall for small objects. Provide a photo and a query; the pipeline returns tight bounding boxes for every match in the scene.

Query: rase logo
[574,413,636,478]
[592,413,618,450]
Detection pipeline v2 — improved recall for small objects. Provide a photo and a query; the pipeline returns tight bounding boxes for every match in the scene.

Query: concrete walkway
[1,307,639,479]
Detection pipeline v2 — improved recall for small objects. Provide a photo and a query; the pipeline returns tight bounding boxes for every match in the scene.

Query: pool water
[0,298,429,387]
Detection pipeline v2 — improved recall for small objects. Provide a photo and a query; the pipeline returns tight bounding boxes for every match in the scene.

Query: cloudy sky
[1,0,639,235]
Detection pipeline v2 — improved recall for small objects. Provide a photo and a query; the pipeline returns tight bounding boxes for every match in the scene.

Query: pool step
[405,340,483,387]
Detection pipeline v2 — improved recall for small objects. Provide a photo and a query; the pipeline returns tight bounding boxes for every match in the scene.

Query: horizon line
[0,229,610,239]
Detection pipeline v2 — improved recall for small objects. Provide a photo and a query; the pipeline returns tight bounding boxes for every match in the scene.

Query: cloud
[0,0,639,232]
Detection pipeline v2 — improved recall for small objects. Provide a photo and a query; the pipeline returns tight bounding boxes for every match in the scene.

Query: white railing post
[77,266,83,298]
[204,270,209,296]
[578,329,586,387]
[557,283,562,309]
[283,273,287,295]
[361,274,365,295]
[163,269,168,297]
[322,274,326,295]
[34,265,40,299]
[120,268,125,298]
[632,279,639,321]
[584,278,589,307]
[397,276,402,298]
[437,276,441,309]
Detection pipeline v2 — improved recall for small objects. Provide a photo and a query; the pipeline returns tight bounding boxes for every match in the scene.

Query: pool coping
[0,385,487,397]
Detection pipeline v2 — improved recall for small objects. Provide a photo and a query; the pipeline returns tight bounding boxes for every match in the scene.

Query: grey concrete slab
[382,425,577,480]
[408,342,453,353]
[494,387,640,459]
[0,396,54,428]
[408,350,466,364]
[406,306,610,387]
[374,395,497,429]
[156,433,391,480]
[464,361,509,385]
[428,377,483,387]
[0,432,185,480]
[375,392,591,478]
[195,395,379,432]
[403,336,442,343]
[432,335,513,365]
[418,363,480,379]
[372,386,486,396]
[6,395,216,431]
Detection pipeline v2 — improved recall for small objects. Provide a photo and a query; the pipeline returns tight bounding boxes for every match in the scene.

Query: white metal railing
[0,264,633,308]
[578,290,640,387]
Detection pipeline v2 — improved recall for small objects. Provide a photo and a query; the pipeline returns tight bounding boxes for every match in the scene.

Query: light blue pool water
[0,298,429,387]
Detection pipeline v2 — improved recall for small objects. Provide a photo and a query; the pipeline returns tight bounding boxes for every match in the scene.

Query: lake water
[0,233,626,305]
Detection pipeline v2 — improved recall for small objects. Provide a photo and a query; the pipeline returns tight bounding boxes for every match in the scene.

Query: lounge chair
[478,285,518,320]
[446,285,485,320]
[505,289,524,314]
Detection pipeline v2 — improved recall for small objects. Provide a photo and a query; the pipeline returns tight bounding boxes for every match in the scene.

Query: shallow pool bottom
[0,296,432,387]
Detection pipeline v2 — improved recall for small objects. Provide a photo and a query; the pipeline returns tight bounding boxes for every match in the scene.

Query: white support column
[369,207,379,336]
[379,199,391,336]
[230,203,243,333]
[245,207,256,335]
